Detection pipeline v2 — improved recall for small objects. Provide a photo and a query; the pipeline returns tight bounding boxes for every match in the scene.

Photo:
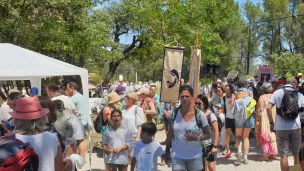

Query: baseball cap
[30,87,39,95]
[54,110,74,138]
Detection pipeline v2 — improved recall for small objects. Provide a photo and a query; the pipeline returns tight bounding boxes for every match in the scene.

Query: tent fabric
[0,43,90,125]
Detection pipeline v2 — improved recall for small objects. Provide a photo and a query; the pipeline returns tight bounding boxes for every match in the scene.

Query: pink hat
[137,87,149,95]
[10,97,50,120]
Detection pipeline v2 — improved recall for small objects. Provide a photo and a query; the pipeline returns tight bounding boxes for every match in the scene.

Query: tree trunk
[102,61,120,85]
[247,27,250,75]
[78,56,85,67]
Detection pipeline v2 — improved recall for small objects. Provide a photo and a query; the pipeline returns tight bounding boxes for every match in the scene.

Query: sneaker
[222,150,227,155]
[235,156,243,165]
[225,151,232,158]
[243,158,249,164]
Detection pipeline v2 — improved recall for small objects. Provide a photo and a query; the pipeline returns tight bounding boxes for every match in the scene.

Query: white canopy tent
[0,43,90,123]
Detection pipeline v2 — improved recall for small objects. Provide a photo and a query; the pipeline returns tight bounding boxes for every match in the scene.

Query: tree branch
[123,35,139,54]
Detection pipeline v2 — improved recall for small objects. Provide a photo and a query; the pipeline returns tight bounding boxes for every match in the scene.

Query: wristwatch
[121,145,124,151]
[213,145,218,148]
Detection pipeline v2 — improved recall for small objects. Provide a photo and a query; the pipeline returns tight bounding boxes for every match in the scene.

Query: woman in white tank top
[10,96,73,171]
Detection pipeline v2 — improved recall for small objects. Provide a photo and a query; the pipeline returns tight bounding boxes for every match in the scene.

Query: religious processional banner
[189,48,201,98]
[160,47,185,102]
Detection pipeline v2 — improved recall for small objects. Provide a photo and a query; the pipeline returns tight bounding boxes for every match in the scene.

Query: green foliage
[0,0,260,82]
[90,75,103,84]
[270,52,304,77]
[200,78,212,85]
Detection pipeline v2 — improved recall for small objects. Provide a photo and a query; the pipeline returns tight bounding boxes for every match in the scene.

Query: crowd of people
[2,74,304,171]
[95,75,304,171]
[0,82,88,171]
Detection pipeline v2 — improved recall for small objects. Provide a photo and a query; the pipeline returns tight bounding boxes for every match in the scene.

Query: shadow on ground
[217,136,264,166]
[93,147,104,158]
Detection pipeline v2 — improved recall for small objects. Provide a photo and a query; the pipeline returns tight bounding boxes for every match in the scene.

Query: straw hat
[137,87,149,95]
[298,73,303,77]
[10,97,49,120]
[126,92,138,101]
[107,92,121,104]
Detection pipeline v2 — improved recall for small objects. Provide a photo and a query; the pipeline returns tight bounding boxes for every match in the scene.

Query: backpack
[206,112,223,132]
[236,91,250,100]
[245,99,256,118]
[277,88,299,120]
[171,107,203,130]
[0,135,39,171]
[93,107,107,134]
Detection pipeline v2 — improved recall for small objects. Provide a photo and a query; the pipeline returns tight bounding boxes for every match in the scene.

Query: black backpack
[0,135,39,171]
[277,88,299,120]
[93,107,107,134]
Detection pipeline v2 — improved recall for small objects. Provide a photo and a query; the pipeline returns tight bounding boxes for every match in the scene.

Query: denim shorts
[235,116,254,128]
[172,155,204,171]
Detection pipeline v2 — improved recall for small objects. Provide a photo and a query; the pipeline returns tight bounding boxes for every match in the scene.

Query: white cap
[216,79,222,83]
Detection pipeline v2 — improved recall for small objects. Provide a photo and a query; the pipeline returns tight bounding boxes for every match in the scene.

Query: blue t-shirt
[269,85,303,130]
[153,94,163,117]
[71,92,87,126]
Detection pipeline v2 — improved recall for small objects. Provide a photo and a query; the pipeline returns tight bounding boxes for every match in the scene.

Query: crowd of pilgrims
[3,75,304,171]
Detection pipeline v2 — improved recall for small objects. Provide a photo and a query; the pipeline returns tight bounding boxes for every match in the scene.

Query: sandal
[258,156,269,161]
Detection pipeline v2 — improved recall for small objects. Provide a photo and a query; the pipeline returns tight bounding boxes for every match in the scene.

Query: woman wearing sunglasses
[196,95,219,171]
[165,85,211,171]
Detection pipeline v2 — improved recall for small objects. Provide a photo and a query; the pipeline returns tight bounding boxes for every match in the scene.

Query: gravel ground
[79,130,296,171]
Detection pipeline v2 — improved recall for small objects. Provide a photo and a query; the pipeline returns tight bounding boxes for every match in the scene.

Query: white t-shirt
[122,105,145,138]
[218,113,226,146]
[52,95,76,111]
[131,140,164,171]
[15,132,59,171]
[0,102,12,121]
[202,113,217,145]
[222,97,233,119]
[169,109,208,159]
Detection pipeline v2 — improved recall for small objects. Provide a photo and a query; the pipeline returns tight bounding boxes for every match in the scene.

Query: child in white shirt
[102,109,134,171]
[215,104,226,149]
[131,122,166,171]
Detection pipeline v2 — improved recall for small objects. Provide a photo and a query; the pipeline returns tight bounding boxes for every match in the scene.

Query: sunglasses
[180,96,191,99]
[195,102,202,106]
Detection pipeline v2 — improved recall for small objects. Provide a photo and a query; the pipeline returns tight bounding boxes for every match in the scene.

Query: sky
[113,0,264,44]
[235,0,262,4]
[99,0,266,64]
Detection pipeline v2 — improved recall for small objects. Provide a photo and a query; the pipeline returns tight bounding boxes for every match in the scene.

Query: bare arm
[136,126,141,142]
[266,103,274,123]
[102,144,112,155]
[145,101,156,115]
[165,123,173,153]
[131,157,136,171]
[212,121,219,146]
[163,110,169,118]
[199,125,211,141]
[230,94,235,108]
[55,137,72,171]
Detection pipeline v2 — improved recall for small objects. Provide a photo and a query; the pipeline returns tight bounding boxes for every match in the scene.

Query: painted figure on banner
[167,69,180,88]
